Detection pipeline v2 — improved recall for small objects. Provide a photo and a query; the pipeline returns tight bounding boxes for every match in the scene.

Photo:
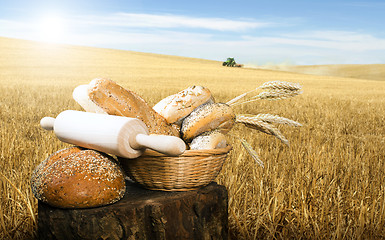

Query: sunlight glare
[36,15,67,43]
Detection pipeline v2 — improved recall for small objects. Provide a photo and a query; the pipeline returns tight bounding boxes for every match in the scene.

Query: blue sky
[1,0,385,65]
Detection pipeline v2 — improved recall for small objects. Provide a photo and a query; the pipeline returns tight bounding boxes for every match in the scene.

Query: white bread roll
[30,147,126,208]
[153,86,214,125]
[190,130,227,150]
[181,102,235,142]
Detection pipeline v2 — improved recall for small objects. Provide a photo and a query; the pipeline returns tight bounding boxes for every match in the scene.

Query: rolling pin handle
[134,134,186,156]
[40,117,56,131]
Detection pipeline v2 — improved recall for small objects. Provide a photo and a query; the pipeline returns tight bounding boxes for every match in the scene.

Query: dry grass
[1,36,385,239]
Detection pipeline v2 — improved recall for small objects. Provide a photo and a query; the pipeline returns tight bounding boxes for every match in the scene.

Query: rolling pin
[40,110,186,158]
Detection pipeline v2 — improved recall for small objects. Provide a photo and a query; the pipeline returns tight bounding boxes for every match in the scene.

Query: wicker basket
[119,145,232,191]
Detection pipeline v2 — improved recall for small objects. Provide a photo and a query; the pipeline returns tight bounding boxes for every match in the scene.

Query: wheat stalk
[226,89,254,105]
[226,92,248,106]
[229,81,302,107]
[236,115,290,145]
[230,89,302,106]
[0,172,36,225]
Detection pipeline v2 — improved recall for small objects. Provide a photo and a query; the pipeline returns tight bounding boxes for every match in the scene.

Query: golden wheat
[228,80,302,107]
[258,81,302,91]
[235,115,289,145]
[238,138,264,168]
[1,37,385,239]
[270,64,385,81]
[246,114,302,127]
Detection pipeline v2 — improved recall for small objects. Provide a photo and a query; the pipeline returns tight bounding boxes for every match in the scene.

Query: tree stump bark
[37,180,228,240]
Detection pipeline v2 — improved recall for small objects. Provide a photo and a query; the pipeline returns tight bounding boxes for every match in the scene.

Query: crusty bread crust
[88,78,179,136]
[153,86,214,125]
[190,130,227,150]
[31,147,126,209]
[181,103,235,142]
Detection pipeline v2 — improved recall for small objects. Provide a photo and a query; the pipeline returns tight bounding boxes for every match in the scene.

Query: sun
[36,15,67,43]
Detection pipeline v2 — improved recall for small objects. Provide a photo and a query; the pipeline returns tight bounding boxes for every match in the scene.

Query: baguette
[87,78,179,136]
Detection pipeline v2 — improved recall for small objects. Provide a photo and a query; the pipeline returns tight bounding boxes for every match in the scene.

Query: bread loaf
[153,86,214,125]
[72,84,107,114]
[190,130,227,150]
[87,78,179,136]
[181,102,235,142]
[30,147,126,208]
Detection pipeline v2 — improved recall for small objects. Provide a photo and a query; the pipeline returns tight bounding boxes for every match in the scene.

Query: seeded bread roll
[87,78,179,136]
[190,130,227,150]
[153,86,214,125]
[31,147,126,209]
[181,102,235,142]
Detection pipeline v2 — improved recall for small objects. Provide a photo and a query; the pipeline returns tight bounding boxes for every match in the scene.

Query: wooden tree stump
[37,180,228,240]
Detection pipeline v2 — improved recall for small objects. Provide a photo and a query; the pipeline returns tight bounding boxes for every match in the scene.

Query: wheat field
[1,36,385,239]
[251,63,385,81]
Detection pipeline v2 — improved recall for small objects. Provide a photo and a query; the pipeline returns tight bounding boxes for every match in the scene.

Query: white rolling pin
[40,110,186,158]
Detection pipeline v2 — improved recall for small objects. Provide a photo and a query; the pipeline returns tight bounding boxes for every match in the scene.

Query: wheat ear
[242,114,303,127]
[258,81,302,91]
[229,81,302,107]
[257,89,303,100]
[236,115,289,145]
[239,138,264,168]
[231,89,302,106]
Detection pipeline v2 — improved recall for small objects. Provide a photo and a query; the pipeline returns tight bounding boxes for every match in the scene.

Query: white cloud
[242,31,385,51]
[0,19,26,32]
[1,14,385,65]
[65,30,213,47]
[285,30,375,42]
[73,12,270,31]
[66,29,385,64]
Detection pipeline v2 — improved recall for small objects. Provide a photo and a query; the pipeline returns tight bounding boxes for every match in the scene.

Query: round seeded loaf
[31,147,126,208]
